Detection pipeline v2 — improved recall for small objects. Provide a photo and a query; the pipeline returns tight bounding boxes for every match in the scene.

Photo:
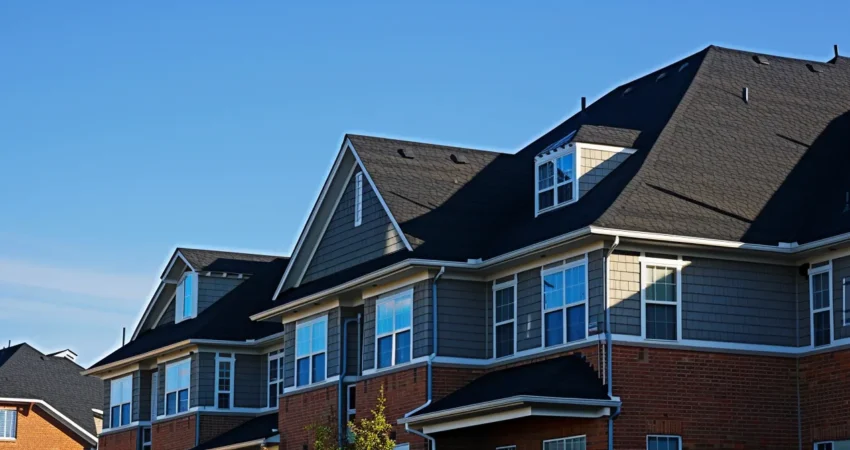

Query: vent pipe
[743,87,749,104]
[581,96,587,112]
[122,327,126,346]
[835,44,840,62]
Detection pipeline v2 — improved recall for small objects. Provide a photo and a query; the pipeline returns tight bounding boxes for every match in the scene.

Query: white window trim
[374,288,414,369]
[150,373,158,421]
[542,434,586,449]
[295,315,329,386]
[109,375,133,428]
[809,263,834,348]
[164,358,191,416]
[842,276,849,326]
[214,353,235,409]
[354,171,363,227]
[646,435,682,450]
[0,408,17,440]
[640,256,684,342]
[141,426,152,450]
[175,272,199,323]
[268,349,285,408]
[534,142,580,217]
[540,257,589,347]
[492,276,518,359]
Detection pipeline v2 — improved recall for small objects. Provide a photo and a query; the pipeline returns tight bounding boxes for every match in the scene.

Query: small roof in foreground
[190,412,278,450]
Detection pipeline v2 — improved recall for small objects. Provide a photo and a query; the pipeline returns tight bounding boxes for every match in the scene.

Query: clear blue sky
[1,1,847,367]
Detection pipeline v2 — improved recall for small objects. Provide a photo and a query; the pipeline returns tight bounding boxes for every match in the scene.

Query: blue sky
[0,1,847,367]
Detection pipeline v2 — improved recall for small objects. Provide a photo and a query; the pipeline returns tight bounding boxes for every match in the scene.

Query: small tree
[305,423,338,450]
[347,384,395,450]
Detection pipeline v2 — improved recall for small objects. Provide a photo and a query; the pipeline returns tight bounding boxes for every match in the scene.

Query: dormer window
[175,272,198,323]
[535,140,578,215]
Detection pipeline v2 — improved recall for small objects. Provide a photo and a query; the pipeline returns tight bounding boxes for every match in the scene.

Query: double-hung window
[810,264,832,347]
[535,140,577,215]
[165,359,190,415]
[268,349,285,407]
[215,353,234,409]
[493,277,517,358]
[647,435,682,450]
[109,375,132,428]
[175,272,198,323]
[0,409,17,440]
[542,260,587,347]
[642,259,682,341]
[296,316,328,386]
[354,172,363,227]
[543,435,586,450]
[376,289,413,369]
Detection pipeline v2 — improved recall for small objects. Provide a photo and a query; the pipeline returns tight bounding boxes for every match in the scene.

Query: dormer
[534,125,640,216]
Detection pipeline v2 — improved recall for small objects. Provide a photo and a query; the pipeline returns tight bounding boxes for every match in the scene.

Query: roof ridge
[346,133,507,155]
[708,44,841,64]
[177,247,284,259]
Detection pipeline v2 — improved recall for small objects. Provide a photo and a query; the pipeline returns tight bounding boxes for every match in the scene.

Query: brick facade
[152,414,196,450]
[98,427,139,450]
[800,347,850,445]
[435,417,608,450]
[279,384,338,450]
[0,404,92,450]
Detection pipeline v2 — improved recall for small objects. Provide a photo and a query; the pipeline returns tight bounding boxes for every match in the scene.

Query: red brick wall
[800,347,850,444]
[0,404,91,450]
[152,414,196,450]
[198,415,252,445]
[98,427,138,450]
[279,385,338,450]
[611,345,799,449]
[356,366,429,450]
[435,416,608,450]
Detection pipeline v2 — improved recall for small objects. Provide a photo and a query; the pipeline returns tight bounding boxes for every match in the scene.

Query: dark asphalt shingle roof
[177,248,280,275]
[414,354,608,417]
[573,124,642,149]
[190,413,278,450]
[91,257,289,369]
[0,343,102,437]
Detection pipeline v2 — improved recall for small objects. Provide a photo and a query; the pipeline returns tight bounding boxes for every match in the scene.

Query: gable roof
[190,412,278,450]
[177,248,279,274]
[0,343,102,441]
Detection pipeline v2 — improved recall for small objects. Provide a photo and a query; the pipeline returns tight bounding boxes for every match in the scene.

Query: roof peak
[346,133,507,155]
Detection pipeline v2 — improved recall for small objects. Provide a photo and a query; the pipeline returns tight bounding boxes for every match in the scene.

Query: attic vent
[754,55,770,65]
[450,154,468,164]
[397,148,415,159]
[678,62,689,72]
[622,86,634,96]
[656,72,667,82]
[807,63,824,73]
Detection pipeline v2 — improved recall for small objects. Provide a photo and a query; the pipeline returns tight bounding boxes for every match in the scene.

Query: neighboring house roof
[190,413,278,450]
[0,343,102,440]
[572,124,641,149]
[411,354,609,417]
[177,248,280,275]
[89,256,290,370]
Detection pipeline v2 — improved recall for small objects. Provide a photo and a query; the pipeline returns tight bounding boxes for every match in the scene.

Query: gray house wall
[194,352,215,408]
[340,306,364,376]
[609,251,641,335]
[197,276,243,316]
[363,280,432,370]
[156,363,165,417]
[588,250,605,333]
[234,354,263,408]
[833,255,850,341]
[157,297,176,329]
[102,380,111,427]
[437,279,487,358]
[327,308,341,378]
[579,149,631,198]
[516,267,542,352]
[136,370,153,421]
[302,169,406,284]
[283,322,295,388]
[798,272,810,347]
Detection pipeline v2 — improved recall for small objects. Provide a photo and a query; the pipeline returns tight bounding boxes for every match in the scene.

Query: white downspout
[605,236,620,450]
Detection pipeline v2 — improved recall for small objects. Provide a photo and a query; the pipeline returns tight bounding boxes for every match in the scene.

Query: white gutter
[0,398,97,445]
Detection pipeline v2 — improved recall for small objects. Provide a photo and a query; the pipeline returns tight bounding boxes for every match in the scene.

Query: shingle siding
[137,370,153,421]
[197,276,243,316]
[362,299,376,371]
[102,380,111,427]
[798,273,810,347]
[195,352,215,408]
[437,279,487,359]
[158,298,176,328]
[832,255,850,341]
[283,322,295,388]
[234,354,263,408]
[609,251,642,336]
[588,249,605,333]
[302,169,406,284]
[156,363,165,417]
[327,308,341,378]
[516,268,542,352]
[579,149,631,197]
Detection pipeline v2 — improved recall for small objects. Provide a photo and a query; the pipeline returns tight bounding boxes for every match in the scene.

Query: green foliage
[305,423,339,450]
[347,384,396,450]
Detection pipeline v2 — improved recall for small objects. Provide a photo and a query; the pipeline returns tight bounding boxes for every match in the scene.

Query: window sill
[0,438,16,441]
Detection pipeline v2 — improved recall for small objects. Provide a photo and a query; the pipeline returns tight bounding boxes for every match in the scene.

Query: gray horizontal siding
[234,354,263,408]
[283,322,296,388]
[516,268,542,351]
[198,276,243,316]
[833,255,850,341]
[195,352,215,408]
[588,249,604,334]
[327,308,341,378]
[158,297,176,328]
[798,272,810,347]
[413,280,434,358]
[156,363,165,417]
[137,370,153,421]
[303,171,405,283]
[362,299,376,371]
[437,279,487,358]
[102,380,111,427]
[609,251,641,336]
[579,149,631,197]
[131,371,141,422]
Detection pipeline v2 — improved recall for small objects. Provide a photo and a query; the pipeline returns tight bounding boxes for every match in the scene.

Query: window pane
[377,301,394,335]
[269,358,278,382]
[297,326,311,357]
[312,353,326,383]
[647,266,677,303]
[813,272,830,310]
[183,274,194,317]
[814,310,831,347]
[395,330,411,364]
[268,387,278,408]
[545,311,564,347]
[395,297,412,330]
[538,161,554,190]
[495,323,514,358]
[567,304,586,342]
[565,265,586,304]
[166,393,176,415]
[121,403,130,425]
[178,362,190,390]
[495,287,514,323]
[178,389,189,413]
[218,362,230,391]
[377,336,393,369]
[646,304,677,340]
[311,321,326,353]
[556,154,574,184]
[297,357,310,387]
[557,183,573,204]
[218,393,230,409]
[538,190,554,209]
[543,272,564,309]
[111,406,120,428]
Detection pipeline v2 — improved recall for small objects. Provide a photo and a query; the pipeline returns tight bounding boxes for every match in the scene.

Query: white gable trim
[132,250,196,341]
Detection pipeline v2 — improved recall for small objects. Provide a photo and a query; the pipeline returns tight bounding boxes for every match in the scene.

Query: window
[346,384,357,443]
[647,435,681,450]
[215,353,234,409]
[175,272,198,323]
[150,373,158,420]
[815,443,834,450]
[141,427,152,450]
[354,172,363,227]
[268,349,285,407]
[542,261,587,347]
[0,409,16,440]
[376,289,413,369]
[109,375,132,428]
[296,316,328,386]
[165,359,190,415]
[810,265,832,347]
[493,278,517,358]
[535,143,577,215]
[642,261,681,341]
[844,277,850,326]
[542,435,586,450]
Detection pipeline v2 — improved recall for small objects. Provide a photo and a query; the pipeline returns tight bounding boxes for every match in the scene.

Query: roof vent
[656,72,667,82]
[743,87,749,104]
[622,86,634,96]
[807,63,824,73]
[678,62,689,72]
[835,44,840,61]
[450,154,468,164]
[397,148,415,159]
[754,55,770,65]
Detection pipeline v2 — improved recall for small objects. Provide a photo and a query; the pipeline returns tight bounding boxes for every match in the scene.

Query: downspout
[605,237,620,450]
[795,274,802,450]
[338,315,361,449]
[404,266,445,450]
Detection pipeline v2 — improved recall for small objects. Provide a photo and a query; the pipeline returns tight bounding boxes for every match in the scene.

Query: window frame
[374,288,414,369]
[540,257,589,348]
[295,315,329,387]
[0,409,17,440]
[809,263,833,348]
[542,434,586,450]
[492,276,518,359]
[354,171,364,227]
[175,272,199,323]
[534,140,579,217]
[267,349,285,408]
[844,276,850,326]
[164,358,191,416]
[646,435,682,450]
[214,353,235,409]
[109,374,133,428]
[640,257,684,342]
